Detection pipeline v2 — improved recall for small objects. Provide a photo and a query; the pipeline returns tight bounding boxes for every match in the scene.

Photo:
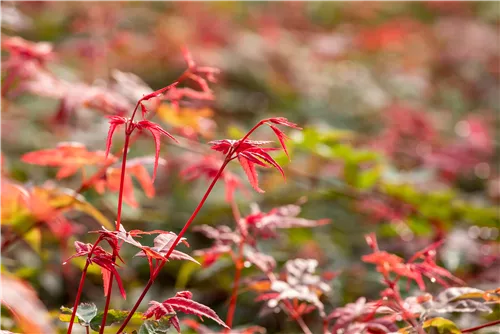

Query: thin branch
[462,319,500,333]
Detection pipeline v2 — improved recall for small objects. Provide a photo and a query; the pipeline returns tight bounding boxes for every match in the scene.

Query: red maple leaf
[143,291,229,333]
[208,117,301,193]
[93,157,159,208]
[92,226,197,276]
[191,225,239,267]
[63,241,126,299]
[21,142,114,180]
[135,120,178,181]
[245,203,330,239]
[180,155,247,202]
[362,235,464,291]
[209,139,282,193]
[105,116,128,158]
[162,47,220,111]
[105,117,178,183]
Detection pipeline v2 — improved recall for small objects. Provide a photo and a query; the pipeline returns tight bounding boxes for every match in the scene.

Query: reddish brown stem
[116,158,230,333]
[65,236,104,334]
[99,129,132,333]
[295,315,313,334]
[67,261,90,334]
[225,240,244,331]
[281,300,313,334]
[114,130,132,231]
[462,319,500,333]
[225,199,244,331]
[384,277,424,334]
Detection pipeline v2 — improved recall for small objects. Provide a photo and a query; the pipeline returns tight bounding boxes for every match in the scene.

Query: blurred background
[1,2,499,333]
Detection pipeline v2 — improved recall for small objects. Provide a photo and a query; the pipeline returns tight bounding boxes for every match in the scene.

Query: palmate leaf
[63,241,127,299]
[238,155,264,193]
[245,204,330,239]
[208,116,300,193]
[362,234,464,291]
[96,157,160,208]
[180,155,246,202]
[134,233,199,266]
[136,120,178,182]
[105,116,128,158]
[209,139,282,193]
[95,226,199,275]
[21,142,114,179]
[143,291,229,333]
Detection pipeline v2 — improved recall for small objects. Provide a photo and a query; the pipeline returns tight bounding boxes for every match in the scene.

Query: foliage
[1,2,499,334]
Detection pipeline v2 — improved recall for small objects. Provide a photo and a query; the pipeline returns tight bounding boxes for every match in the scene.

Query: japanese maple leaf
[257,259,331,317]
[362,235,464,291]
[94,157,159,208]
[105,117,178,182]
[63,241,126,299]
[181,155,247,202]
[209,139,282,193]
[143,291,229,333]
[245,203,330,239]
[93,226,198,275]
[162,47,220,111]
[192,225,240,267]
[243,247,276,273]
[209,117,300,193]
[326,297,386,332]
[265,117,302,159]
[21,142,114,180]
[135,120,178,182]
[135,233,199,270]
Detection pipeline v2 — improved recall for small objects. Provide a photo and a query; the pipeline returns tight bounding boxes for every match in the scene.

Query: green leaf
[59,303,97,327]
[357,165,382,189]
[137,319,171,334]
[89,309,144,332]
[76,303,98,326]
[423,317,462,334]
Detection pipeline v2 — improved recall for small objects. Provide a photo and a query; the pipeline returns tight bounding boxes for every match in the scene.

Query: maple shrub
[1,2,499,334]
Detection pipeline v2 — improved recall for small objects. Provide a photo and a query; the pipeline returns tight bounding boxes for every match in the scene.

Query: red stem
[462,319,500,333]
[99,128,132,333]
[114,130,132,231]
[67,261,90,334]
[225,240,244,331]
[225,199,244,331]
[294,315,313,334]
[116,158,230,333]
[384,277,424,334]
